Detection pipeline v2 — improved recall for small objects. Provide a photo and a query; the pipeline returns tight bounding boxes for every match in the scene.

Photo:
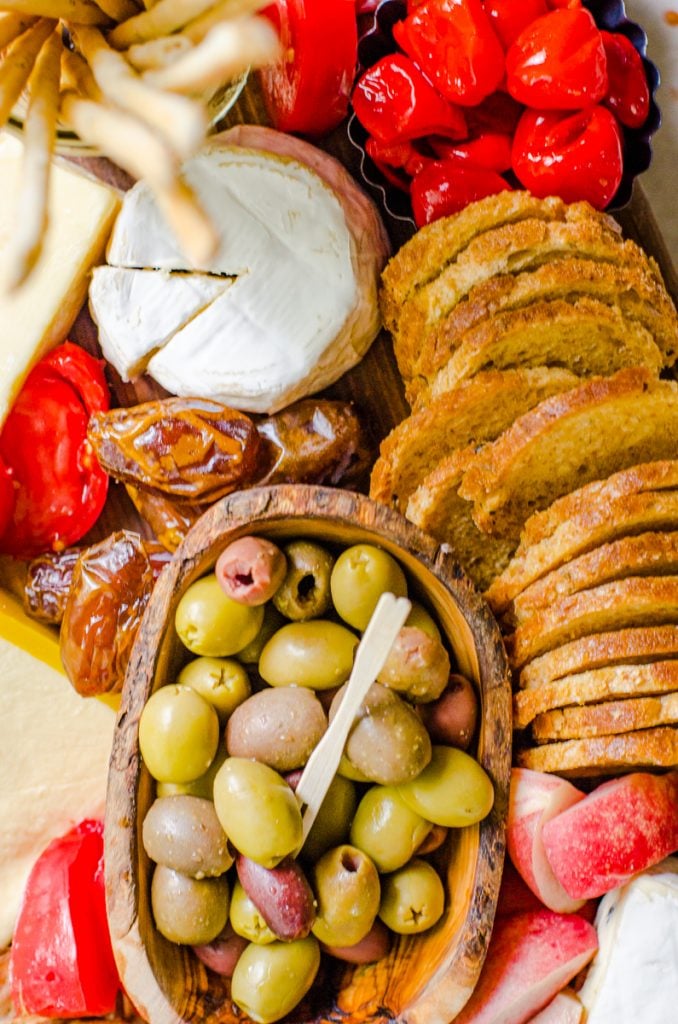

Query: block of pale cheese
[0,132,120,428]
[0,589,116,947]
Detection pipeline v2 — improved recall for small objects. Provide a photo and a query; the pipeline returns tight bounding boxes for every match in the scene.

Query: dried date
[125,485,201,553]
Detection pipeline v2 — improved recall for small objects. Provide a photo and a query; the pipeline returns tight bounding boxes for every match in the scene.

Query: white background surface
[626,1,678,264]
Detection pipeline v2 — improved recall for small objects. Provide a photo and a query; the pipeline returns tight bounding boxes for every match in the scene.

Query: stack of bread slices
[370,191,678,776]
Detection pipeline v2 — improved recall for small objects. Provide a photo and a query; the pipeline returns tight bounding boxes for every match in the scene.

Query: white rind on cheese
[579,857,678,1024]
[0,633,115,947]
[0,132,120,427]
[89,266,232,380]
[92,144,384,413]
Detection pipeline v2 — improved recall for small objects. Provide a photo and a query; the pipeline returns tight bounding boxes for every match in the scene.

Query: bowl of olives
[106,484,511,1024]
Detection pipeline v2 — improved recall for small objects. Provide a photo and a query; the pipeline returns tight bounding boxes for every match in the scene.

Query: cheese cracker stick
[72,25,206,158]
[0,12,37,50]
[95,0,139,19]
[0,17,56,129]
[108,0,219,48]
[7,28,61,289]
[0,1,110,25]
[125,33,192,72]
[153,175,219,267]
[61,92,179,185]
[183,0,269,41]
[144,17,279,93]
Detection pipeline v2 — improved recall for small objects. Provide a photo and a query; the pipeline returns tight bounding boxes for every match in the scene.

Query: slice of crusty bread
[460,369,678,541]
[405,446,516,590]
[518,625,678,691]
[369,367,578,511]
[508,532,678,626]
[516,727,678,776]
[380,192,574,332]
[506,576,678,671]
[420,298,664,402]
[514,661,678,730]
[411,258,678,391]
[531,691,678,743]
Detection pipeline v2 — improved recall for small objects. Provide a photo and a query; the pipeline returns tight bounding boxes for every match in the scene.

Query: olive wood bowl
[105,485,511,1024]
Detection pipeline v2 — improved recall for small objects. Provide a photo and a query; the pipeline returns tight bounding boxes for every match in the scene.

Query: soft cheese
[0,590,115,947]
[0,133,119,428]
[579,857,678,1024]
[90,141,385,413]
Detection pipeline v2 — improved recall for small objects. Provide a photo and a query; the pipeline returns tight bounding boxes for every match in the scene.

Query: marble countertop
[626,2,678,265]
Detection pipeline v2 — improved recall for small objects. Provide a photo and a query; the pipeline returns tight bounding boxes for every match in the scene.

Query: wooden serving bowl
[106,485,511,1024]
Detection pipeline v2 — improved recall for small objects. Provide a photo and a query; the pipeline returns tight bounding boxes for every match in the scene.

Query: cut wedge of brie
[90,132,389,412]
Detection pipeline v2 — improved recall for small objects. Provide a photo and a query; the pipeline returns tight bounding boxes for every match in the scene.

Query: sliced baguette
[508,532,678,626]
[506,576,678,671]
[514,661,678,730]
[422,298,663,402]
[460,369,678,541]
[369,367,578,511]
[405,446,515,590]
[519,626,678,691]
[516,727,678,776]
[531,691,678,742]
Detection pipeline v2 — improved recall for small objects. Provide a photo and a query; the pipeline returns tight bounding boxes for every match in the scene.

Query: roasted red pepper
[393,0,505,107]
[0,454,13,538]
[353,54,467,143]
[484,0,548,49]
[506,8,608,109]
[10,820,121,1018]
[512,105,624,210]
[601,30,650,129]
[465,90,524,136]
[411,159,511,226]
[0,342,110,558]
[365,136,432,176]
[431,131,513,172]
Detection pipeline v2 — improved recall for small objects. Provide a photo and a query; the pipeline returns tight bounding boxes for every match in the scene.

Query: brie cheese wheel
[90,130,390,413]
[579,857,678,1024]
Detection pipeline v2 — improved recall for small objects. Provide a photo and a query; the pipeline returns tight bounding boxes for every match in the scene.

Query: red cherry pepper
[601,30,650,130]
[506,8,608,110]
[353,54,467,143]
[465,90,524,136]
[512,106,624,210]
[0,342,110,558]
[10,820,121,1018]
[365,136,432,176]
[393,0,505,107]
[484,0,548,49]
[545,0,581,7]
[411,159,512,226]
[431,131,513,172]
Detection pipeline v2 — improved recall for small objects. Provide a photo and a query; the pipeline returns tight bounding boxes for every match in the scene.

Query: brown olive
[225,686,327,772]
[377,626,450,703]
[272,540,334,620]
[142,795,232,878]
[192,923,248,977]
[151,864,229,945]
[418,674,479,749]
[216,536,287,606]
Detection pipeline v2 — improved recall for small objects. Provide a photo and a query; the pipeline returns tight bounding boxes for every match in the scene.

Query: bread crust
[531,691,678,742]
[514,661,678,730]
[516,727,678,776]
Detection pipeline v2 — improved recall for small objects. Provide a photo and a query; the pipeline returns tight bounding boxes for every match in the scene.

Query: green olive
[311,845,380,948]
[229,881,276,945]
[332,682,432,785]
[406,602,441,642]
[142,795,233,877]
[157,745,226,800]
[377,626,450,703]
[378,859,444,935]
[231,936,321,1024]
[151,864,229,945]
[272,540,334,621]
[396,745,494,827]
[213,757,302,868]
[139,684,219,783]
[259,620,358,690]
[301,775,357,863]
[175,574,264,656]
[330,544,407,630]
[349,786,432,873]
[226,686,327,772]
[178,657,251,722]
[236,604,286,664]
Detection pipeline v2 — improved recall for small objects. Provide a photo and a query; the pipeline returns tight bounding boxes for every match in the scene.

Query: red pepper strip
[393,0,505,107]
[484,0,548,49]
[0,454,14,538]
[506,8,608,110]
[353,54,467,143]
[430,131,513,171]
[601,30,650,130]
[512,105,624,210]
[411,159,512,227]
[0,342,110,558]
[10,820,120,1018]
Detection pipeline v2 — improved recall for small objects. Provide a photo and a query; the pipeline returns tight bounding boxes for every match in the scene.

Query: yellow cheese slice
[0,132,120,428]
[0,589,116,946]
